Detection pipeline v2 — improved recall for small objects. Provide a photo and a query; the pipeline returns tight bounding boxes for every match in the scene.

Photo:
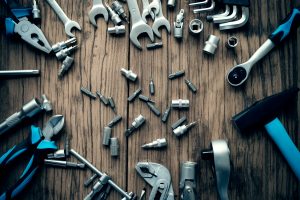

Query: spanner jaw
[65,21,81,37]
[88,6,109,27]
[152,18,171,38]
[130,23,154,49]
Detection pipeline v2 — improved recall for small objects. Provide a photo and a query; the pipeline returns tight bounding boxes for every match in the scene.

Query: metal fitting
[161,106,171,123]
[226,36,238,49]
[147,102,160,116]
[84,174,98,187]
[189,19,203,35]
[174,9,184,39]
[167,0,176,8]
[41,94,53,112]
[52,37,77,53]
[125,114,146,137]
[120,68,138,82]
[32,0,41,23]
[58,56,74,78]
[105,2,122,25]
[146,42,163,50]
[173,122,197,137]
[185,79,197,93]
[85,174,111,200]
[107,115,122,128]
[149,79,155,95]
[103,127,112,146]
[96,91,109,105]
[108,97,117,112]
[111,1,129,22]
[44,159,85,169]
[110,137,119,157]
[55,45,77,60]
[171,99,189,109]
[171,116,187,129]
[142,138,167,149]
[180,161,197,200]
[128,88,142,102]
[108,25,126,35]
[203,35,220,55]
[47,149,66,159]
[168,70,185,79]
[81,87,97,99]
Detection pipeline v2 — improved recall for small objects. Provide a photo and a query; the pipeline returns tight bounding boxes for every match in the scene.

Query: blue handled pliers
[0,115,64,200]
[1,0,52,53]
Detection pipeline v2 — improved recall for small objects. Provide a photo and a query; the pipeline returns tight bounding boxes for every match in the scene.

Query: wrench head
[142,9,155,23]
[88,5,109,27]
[152,17,171,38]
[64,20,81,37]
[130,22,154,49]
[149,1,160,15]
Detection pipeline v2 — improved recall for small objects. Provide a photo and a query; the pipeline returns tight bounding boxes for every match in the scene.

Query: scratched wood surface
[0,0,299,199]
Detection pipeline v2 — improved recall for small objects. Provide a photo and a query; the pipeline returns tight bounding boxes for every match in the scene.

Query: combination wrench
[152,1,170,38]
[142,0,155,23]
[88,0,109,27]
[149,0,160,15]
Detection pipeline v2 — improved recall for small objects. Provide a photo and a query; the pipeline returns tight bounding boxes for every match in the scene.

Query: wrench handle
[127,0,142,24]
[46,0,70,24]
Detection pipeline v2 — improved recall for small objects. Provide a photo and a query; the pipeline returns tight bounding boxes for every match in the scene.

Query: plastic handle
[269,8,300,45]
[265,118,300,181]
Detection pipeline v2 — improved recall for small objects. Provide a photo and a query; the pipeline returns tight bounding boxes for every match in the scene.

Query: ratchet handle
[269,7,300,45]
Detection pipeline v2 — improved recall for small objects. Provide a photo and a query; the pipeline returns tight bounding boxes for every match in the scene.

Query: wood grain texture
[0,0,299,199]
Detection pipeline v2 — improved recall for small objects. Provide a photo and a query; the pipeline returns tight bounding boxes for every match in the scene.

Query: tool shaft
[0,70,40,77]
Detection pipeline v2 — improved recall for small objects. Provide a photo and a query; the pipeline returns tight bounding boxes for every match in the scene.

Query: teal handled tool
[232,88,300,180]
[0,115,64,200]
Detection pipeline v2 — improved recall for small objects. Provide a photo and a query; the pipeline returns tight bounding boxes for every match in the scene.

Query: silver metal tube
[0,70,40,77]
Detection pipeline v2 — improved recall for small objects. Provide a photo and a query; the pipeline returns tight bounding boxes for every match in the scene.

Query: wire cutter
[1,0,52,53]
[135,162,175,200]
[0,115,64,200]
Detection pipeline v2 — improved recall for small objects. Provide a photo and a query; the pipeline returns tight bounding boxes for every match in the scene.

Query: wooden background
[1,0,299,199]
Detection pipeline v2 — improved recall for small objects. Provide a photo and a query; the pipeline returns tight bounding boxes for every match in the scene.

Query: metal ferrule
[47,149,66,159]
[180,161,197,200]
[132,115,145,128]
[171,99,189,109]
[174,9,184,38]
[189,19,203,35]
[203,35,220,55]
[120,68,138,82]
[103,127,112,146]
[110,138,120,157]
[108,25,126,35]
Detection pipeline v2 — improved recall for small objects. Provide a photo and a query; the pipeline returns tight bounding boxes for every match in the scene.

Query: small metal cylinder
[81,87,97,99]
[226,36,238,49]
[171,116,187,129]
[110,138,119,157]
[167,0,176,8]
[103,127,112,146]
[203,35,220,55]
[120,68,137,82]
[171,99,189,109]
[56,46,77,60]
[108,25,126,35]
[128,88,142,102]
[32,0,41,22]
[147,102,160,116]
[161,106,171,123]
[189,19,203,35]
[107,115,122,128]
[58,56,74,78]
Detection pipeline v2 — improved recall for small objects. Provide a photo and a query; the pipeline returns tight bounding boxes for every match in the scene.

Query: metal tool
[161,106,171,123]
[47,137,70,159]
[147,102,161,116]
[232,87,300,181]
[55,45,78,60]
[0,70,40,78]
[105,2,122,25]
[167,0,176,8]
[0,115,64,199]
[112,1,129,23]
[81,87,97,99]
[189,19,203,35]
[149,0,160,15]
[108,25,126,35]
[52,37,77,53]
[140,188,146,200]
[108,97,117,112]
[88,0,109,27]
[171,116,187,129]
[174,9,184,39]
[149,79,155,95]
[171,99,189,109]
[84,174,111,200]
[185,79,197,93]
[107,115,122,128]
[168,70,185,79]
[121,68,138,82]
[110,137,119,157]
[58,56,74,78]
[203,35,220,55]
[208,5,236,23]
[136,162,175,200]
[146,42,163,50]
[139,95,155,103]
[152,1,171,38]
[201,140,230,200]
[32,0,41,23]
[142,138,167,149]
[173,122,197,137]
[70,149,134,199]
[128,88,142,102]
[96,91,109,105]
[84,174,98,187]
[142,0,155,22]
[191,0,215,13]
[125,115,146,137]
[127,0,154,49]
[0,96,52,136]
[2,0,52,53]
[46,0,81,37]
[226,7,300,87]
[180,161,197,200]
[41,94,53,112]
[226,36,238,49]
[103,127,112,146]
[44,159,85,169]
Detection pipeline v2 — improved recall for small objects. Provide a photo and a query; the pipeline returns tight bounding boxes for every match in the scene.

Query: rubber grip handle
[265,118,300,181]
[269,8,300,45]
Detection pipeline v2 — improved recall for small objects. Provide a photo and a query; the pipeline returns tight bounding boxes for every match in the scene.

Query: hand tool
[180,161,197,200]
[2,0,52,53]
[89,0,109,27]
[226,36,238,49]
[108,25,126,35]
[70,149,134,199]
[149,0,160,15]
[191,0,215,13]
[58,56,74,78]
[189,0,209,6]
[203,35,220,55]
[167,0,176,8]
[32,0,41,24]
[146,42,163,50]
[41,94,53,112]
[47,136,70,159]
[81,87,97,99]
[139,95,155,103]
[161,106,171,123]
[44,159,85,169]
[226,7,300,87]
[121,68,138,82]
[96,91,109,105]
[142,138,167,149]
[46,0,81,37]
[189,19,203,35]
[107,115,122,128]
[173,122,197,137]
[208,5,236,23]
[142,0,155,23]
[0,96,52,136]
[171,99,189,109]
[136,162,175,200]
[108,97,117,112]
[55,45,78,60]
[0,70,40,78]
[168,70,185,79]
[171,116,187,129]
[232,87,300,180]
[174,9,184,39]
[201,140,230,200]
[139,188,146,200]
[0,115,64,199]
[149,79,155,95]
[97,184,112,199]
[146,102,161,116]
[84,174,98,187]
[128,88,142,102]
[102,127,112,146]
[52,37,77,53]
[185,79,197,93]
[84,174,111,200]
[152,1,170,38]
[125,115,146,137]
[111,1,129,23]
[110,137,119,157]
[105,2,122,25]
[127,0,154,49]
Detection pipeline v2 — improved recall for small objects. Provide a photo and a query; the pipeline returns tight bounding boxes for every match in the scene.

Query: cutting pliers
[0,115,64,200]
[1,0,52,53]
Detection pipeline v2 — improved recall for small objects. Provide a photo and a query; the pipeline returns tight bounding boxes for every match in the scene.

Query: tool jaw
[42,115,64,140]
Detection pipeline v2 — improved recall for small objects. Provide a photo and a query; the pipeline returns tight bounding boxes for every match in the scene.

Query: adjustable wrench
[152,1,170,38]
[142,0,155,22]
[127,0,154,49]
[46,0,81,37]
[88,0,109,27]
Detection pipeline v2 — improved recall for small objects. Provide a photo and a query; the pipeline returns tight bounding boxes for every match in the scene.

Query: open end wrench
[46,0,81,37]
[142,0,155,23]
[152,1,170,38]
[127,0,154,49]
[149,0,160,15]
[88,0,109,27]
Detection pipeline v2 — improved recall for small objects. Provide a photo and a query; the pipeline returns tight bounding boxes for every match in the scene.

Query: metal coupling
[52,37,77,53]
[185,79,197,93]
[103,127,112,146]
[110,137,119,157]
[96,91,109,105]
[146,42,163,50]
[149,79,155,95]
[32,0,41,23]
[142,138,167,149]
[174,9,184,39]
[105,2,122,25]
[226,36,238,49]
[189,19,203,35]
[139,95,155,103]
[56,45,77,60]
[125,114,146,137]
[171,116,187,129]
[128,88,142,102]
[167,0,176,8]
[107,115,122,128]
[203,35,220,55]
[44,159,85,169]
[173,121,197,137]
[171,99,189,109]
[81,87,97,99]
[120,68,138,82]
[111,1,129,22]
[168,70,185,79]
[58,56,74,78]
[147,102,160,116]
[180,161,197,200]
[161,106,171,123]
[108,25,126,35]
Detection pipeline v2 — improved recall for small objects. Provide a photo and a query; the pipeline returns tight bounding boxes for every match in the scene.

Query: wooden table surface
[1,0,299,199]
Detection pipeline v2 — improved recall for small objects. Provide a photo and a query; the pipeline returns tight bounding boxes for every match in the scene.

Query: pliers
[135,162,175,200]
[0,115,64,200]
[1,0,52,53]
